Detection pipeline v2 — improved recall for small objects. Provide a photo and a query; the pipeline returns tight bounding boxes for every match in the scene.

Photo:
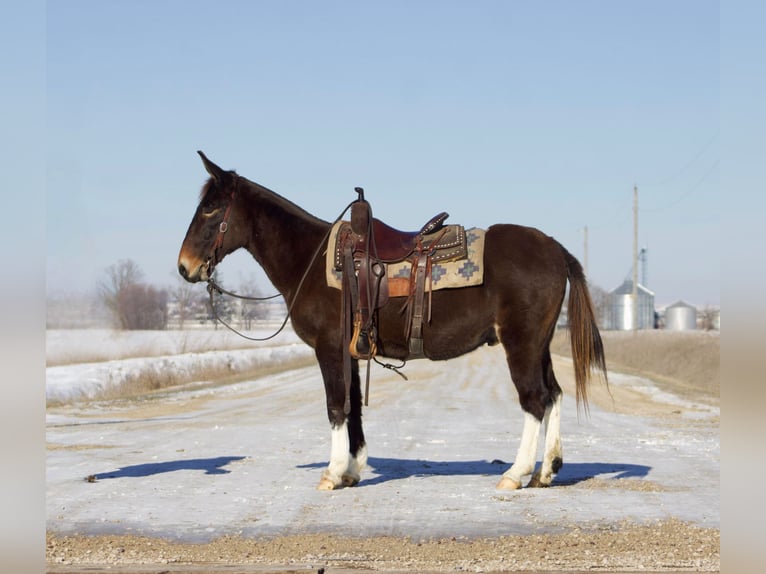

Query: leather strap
[210,180,238,267]
[341,242,356,415]
[408,254,428,357]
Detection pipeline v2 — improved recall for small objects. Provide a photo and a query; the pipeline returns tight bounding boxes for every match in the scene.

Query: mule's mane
[244,176,329,226]
[199,173,328,227]
[198,170,237,201]
[198,178,216,201]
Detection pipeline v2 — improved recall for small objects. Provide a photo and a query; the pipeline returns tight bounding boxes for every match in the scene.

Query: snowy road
[46,342,719,542]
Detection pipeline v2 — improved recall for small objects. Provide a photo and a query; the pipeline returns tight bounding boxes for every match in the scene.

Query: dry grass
[551,328,719,403]
[103,356,315,402]
[46,353,316,407]
[46,328,284,367]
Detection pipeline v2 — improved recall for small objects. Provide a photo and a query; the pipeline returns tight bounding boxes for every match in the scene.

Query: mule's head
[177,151,242,283]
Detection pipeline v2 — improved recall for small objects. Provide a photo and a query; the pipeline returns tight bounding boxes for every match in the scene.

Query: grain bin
[608,279,655,330]
[665,300,697,331]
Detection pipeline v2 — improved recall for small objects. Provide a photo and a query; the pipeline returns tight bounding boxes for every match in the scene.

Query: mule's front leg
[318,419,351,490]
[316,348,367,491]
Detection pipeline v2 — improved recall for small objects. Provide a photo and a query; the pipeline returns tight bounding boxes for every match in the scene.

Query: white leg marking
[344,443,368,486]
[319,421,350,489]
[535,393,562,486]
[356,443,368,470]
[498,412,541,489]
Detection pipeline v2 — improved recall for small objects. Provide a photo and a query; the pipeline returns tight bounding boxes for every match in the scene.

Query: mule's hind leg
[496,409,542,490]
[496,334,557,490]
[528,392,562,487]
[527,354,563,487]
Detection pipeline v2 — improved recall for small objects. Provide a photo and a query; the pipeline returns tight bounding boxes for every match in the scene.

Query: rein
[206,279,289,342]
[205,197,357,342]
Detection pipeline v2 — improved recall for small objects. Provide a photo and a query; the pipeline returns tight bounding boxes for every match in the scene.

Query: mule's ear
[197,150,225,181]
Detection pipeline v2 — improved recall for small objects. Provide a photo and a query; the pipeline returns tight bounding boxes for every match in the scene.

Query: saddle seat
[334,209,465,271]
[365,212,450,262]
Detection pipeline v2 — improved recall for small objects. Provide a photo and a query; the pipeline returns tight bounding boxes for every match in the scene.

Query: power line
[641,159,718,213]
[639,130,719,188]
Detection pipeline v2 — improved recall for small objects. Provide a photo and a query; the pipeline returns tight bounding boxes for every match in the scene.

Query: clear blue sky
[44,0,721,306]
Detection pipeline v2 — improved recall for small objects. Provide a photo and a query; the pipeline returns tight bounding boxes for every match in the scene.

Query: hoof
[496,476,522,490]
[552,456,563,473]
[317,477,338,491]
[341,474,360,487]
[527,475,551,488]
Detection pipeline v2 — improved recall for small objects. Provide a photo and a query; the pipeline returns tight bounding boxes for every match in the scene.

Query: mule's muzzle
[178,262,192,281]
[177,257,211,283]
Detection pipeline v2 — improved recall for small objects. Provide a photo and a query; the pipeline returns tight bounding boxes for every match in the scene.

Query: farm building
[664,300,697,331]
[607,279,655,330]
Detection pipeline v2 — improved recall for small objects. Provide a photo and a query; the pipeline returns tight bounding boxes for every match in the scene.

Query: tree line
[97,258,614,332]
[98,259,270,330]
[99,258,716,332]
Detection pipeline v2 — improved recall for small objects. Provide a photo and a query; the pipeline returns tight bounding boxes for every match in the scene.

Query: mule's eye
[202,207,221,218]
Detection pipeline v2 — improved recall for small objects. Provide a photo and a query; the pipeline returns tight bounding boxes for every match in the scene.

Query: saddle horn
[351,187,371,236]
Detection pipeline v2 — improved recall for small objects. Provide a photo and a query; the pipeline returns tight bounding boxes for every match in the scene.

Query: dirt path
[47,518,719,573]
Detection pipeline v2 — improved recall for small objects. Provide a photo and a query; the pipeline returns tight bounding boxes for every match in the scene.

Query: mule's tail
[564,249,608,413]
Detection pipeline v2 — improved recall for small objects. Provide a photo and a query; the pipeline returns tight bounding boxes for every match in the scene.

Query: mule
[177,151,607,491]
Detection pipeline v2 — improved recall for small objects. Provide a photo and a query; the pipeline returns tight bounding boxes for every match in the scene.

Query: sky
[42,0,722,306]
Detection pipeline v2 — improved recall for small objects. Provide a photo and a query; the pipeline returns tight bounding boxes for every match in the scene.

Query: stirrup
[349,317,377,360]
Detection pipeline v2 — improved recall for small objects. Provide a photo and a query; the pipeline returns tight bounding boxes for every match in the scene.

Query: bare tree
[237,273,270,328]
[207,270,234,329]
[587,282,610,329]
[99,259,144,328]
[119,284,168,330]
[170,271,196,329]
[557,282,609,330]
[699,305,719,331]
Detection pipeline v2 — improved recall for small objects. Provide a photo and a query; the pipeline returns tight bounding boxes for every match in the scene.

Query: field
[46,326,719,572]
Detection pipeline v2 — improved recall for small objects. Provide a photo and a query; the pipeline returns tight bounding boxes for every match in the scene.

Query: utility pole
[632,185,639,332]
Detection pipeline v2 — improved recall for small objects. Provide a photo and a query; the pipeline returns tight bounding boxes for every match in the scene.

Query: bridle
[202,176,290,341]
[210,200,233,263]
[206,179,237,276]
[203,178,357,342]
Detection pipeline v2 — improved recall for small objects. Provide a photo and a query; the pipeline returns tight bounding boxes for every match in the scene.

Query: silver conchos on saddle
[333,218,467,271]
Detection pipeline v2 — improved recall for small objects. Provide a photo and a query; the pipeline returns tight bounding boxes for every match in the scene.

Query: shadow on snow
[89,456,246,480]
[299,457,651,487]
[88,455,650,486]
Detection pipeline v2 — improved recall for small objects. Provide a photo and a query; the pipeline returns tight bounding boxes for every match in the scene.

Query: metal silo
[608,279,655,330]
[665,300,697,331]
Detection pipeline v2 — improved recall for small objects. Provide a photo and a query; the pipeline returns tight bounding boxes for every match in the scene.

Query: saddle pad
[326,221,486,294]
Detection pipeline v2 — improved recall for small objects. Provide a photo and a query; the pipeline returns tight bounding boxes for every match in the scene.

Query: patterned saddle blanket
[326,221,486,295]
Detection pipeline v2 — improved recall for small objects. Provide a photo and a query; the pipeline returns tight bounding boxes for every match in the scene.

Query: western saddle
[334,188,467,363]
